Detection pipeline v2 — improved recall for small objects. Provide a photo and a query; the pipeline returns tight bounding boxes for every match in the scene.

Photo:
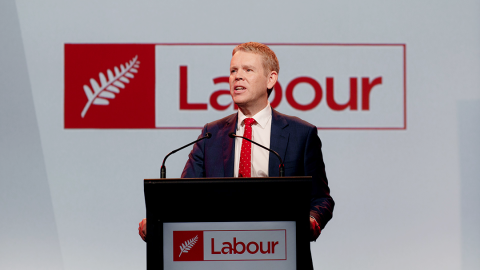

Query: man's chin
[232,98,247,107]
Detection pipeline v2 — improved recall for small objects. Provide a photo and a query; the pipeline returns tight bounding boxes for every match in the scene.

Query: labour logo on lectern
[172,229,287,262]
[173,231,204,261]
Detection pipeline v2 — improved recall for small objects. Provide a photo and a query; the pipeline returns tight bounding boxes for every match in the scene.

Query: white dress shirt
[233,103,272,177]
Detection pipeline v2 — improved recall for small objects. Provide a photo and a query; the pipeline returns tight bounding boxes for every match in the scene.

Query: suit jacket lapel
[221,113,238,177]
[269,109,289,177]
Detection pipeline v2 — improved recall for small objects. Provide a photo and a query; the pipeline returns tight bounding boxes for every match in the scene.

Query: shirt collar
[237,102,272,130]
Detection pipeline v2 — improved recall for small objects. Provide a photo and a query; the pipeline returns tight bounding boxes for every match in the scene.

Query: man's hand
[138,218,147,242]
[309,216,321,241]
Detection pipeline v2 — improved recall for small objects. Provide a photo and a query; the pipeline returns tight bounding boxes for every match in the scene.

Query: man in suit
[139,42,333,247]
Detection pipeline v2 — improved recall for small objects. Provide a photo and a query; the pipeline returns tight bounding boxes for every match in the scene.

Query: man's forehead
[230,51,263,66]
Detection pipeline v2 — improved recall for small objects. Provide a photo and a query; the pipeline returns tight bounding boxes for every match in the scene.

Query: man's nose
[235,72,244,81]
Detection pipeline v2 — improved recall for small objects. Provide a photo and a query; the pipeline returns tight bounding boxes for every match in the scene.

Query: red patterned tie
[238,118,256,178]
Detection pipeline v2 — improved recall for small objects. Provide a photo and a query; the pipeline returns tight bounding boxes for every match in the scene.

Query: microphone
[160,132,212,178]
[229,133,285,177]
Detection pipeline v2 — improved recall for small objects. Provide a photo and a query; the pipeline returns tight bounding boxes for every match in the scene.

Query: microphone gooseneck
[229,132,285,177]
[160,132,212,178]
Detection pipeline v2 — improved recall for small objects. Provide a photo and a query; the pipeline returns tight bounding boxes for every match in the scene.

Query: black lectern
[144,176,312,270]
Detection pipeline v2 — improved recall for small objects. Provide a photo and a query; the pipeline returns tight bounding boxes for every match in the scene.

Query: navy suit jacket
[182,109,334,231]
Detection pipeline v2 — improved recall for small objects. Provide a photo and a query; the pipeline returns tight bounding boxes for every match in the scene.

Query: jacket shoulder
[203,113,237,131]
[272,109,316,130]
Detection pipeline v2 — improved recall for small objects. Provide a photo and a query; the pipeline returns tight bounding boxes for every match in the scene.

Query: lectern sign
[174,230,287,261]
[164,222,296,270]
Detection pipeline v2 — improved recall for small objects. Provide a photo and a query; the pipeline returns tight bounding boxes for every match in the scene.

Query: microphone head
[205,132,212,138]
[228,132,236,138]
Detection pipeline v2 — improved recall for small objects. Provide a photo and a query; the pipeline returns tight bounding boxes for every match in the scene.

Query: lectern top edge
[144,176,312,184]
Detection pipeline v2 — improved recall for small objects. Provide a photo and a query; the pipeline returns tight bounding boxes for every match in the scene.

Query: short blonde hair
[232,42,280,76]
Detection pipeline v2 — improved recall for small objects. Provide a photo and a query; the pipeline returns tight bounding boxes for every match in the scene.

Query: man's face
[229,51,277,115]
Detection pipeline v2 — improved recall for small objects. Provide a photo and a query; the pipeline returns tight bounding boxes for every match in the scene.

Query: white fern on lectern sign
[179,235,199,257]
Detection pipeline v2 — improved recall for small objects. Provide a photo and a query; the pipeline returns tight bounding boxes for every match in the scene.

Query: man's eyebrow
[242,64,255,69]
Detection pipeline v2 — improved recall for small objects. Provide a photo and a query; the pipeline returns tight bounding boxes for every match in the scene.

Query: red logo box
[64,44,156,128]
[173,231,204,261]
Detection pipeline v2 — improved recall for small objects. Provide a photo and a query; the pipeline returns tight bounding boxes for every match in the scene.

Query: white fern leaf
[119,76,129,83]
[113,81,125,88]
[93,98,109,105]
[83,85,94,100]
[90,78,101,93]
[99,72,107,86]
[99,91,115,99]
[107,69,114,81]
[80,55,139,118]
[178,235,198,258]
[106,85,120,93]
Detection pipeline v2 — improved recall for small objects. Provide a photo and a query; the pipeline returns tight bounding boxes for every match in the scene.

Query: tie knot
[244,118,256,127]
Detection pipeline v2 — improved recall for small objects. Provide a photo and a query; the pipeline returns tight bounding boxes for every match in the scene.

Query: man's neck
[237,103,271,121]
[237,101,269,118]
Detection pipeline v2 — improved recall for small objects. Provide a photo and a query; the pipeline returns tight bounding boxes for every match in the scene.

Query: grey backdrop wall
[1,0,479,269]
[0,1,62,269]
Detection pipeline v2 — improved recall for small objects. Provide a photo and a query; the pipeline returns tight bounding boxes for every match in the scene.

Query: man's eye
[231,70,236,74]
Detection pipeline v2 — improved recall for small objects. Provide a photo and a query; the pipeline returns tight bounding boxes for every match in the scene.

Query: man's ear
[267,71,278,89]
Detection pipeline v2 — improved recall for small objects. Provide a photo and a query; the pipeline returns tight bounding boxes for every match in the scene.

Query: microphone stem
[160,134,211,178]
